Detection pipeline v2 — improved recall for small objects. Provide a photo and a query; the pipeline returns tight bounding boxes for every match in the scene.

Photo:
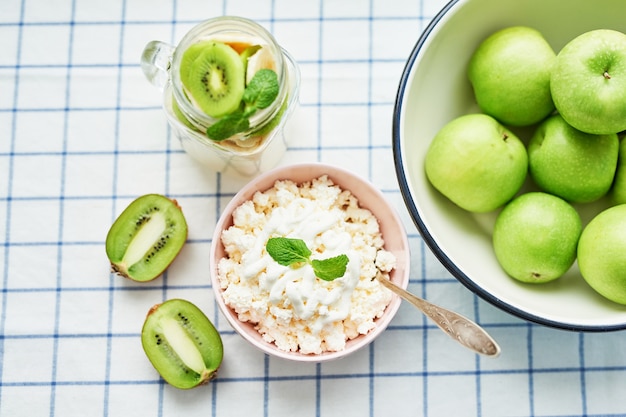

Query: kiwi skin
[106,194,188,282]
[141,299,223,389]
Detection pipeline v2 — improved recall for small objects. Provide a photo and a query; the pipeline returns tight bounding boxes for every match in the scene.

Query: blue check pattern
[2,0,626,416]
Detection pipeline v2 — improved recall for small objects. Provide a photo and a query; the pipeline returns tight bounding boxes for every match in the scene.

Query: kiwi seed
[141,298,223,389]
[105,194,188,282]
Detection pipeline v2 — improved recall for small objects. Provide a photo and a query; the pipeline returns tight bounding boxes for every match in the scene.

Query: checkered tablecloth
[2,0,626,416]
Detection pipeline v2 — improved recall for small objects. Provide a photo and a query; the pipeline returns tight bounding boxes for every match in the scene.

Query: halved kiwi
[106,194,188,282]
[181,41,245,118]
[141,299,223,389]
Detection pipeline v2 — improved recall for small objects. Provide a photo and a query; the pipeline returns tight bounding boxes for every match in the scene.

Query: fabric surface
[2,0,626,416]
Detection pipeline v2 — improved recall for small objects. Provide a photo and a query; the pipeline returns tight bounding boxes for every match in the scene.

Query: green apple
[528,114,619,203]
[493,192,582,283]
[578,204,626,304]
[610,137,626,205]
[468,26,556,127]
[425,113,528,213]
[551,29,626,135]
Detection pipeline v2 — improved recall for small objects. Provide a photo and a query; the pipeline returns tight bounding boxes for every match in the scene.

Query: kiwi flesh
[171,97,197,130]
[180,41,212,85]
[141,299,223,389]
[106,194,188,282]
[181,41,245,118]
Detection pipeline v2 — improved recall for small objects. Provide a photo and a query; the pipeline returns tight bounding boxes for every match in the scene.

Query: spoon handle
[376,274,501,357]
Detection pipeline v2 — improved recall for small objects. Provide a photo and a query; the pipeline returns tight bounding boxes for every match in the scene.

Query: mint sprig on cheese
[265,237,348,281]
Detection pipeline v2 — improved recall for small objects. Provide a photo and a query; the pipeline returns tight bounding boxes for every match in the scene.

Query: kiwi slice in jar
[141,299,223,389]
[181,41,246,118]
[179,40,215,87]
[105,194,188,282]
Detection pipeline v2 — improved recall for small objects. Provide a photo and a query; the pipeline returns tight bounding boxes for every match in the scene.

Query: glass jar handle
[140,40,175,90]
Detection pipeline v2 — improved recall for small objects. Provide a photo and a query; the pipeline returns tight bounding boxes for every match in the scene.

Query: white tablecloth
[2,0,626,416]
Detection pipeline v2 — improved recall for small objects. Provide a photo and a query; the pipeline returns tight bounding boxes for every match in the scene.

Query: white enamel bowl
[393,0,626,331]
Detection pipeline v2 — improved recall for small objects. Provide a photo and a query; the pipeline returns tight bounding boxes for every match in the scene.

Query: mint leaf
[205,68,279,142]
[243,69,279,110]
[265,237,348,281]
[311,255,349,281]
[206,111,250,141]
[266,237,311,266]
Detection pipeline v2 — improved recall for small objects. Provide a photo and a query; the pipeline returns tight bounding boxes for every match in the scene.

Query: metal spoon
[376,273,501,357]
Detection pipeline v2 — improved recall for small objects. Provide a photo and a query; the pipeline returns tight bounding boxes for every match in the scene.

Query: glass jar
[141,16,300,177]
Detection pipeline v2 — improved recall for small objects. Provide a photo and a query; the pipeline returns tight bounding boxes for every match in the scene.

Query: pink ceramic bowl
[210,162,410,362]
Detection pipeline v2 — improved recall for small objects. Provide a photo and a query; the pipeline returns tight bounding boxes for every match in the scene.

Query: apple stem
[604,70,611,80]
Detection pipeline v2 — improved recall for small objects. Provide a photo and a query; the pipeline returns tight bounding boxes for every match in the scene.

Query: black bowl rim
[391,0,626,332]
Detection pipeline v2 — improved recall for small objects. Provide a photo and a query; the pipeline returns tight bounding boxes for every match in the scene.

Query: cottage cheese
[217,175,396,354]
